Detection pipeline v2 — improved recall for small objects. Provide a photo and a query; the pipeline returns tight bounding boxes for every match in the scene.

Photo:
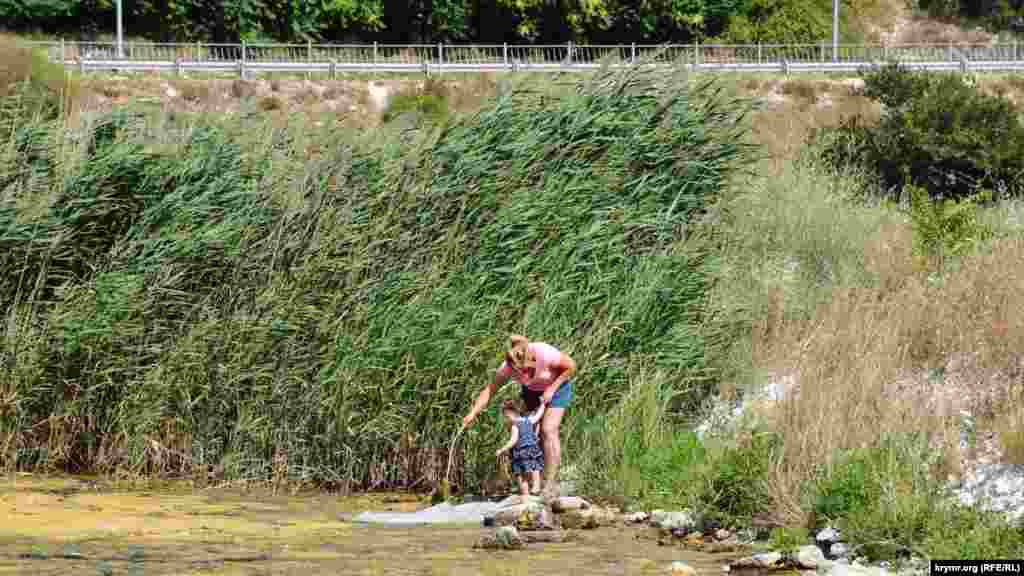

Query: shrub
[719,0,834,44]
[702,431,779,521]
[814,449,883,525]
[381,78,453,125]
[904,180,993,266]
[770,526,810,553]
[816,63,1024,201]
[575,354,708,510]
[819,434,1024,561]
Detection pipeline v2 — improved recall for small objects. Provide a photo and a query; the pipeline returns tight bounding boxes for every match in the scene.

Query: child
[495,399,545,498]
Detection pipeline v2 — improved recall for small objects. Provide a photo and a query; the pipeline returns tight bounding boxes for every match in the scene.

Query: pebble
[733,552,783,568]
[624,511,649,524]
[668,561,698,576]
[830,542,851,559]
[795,545,826,569]
[816,526,841,543]
[650,509,698,532]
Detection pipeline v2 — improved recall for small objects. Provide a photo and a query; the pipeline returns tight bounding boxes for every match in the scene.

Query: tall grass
[1,54,754,492]
[0,32,80,127]
[707,153,1024,553]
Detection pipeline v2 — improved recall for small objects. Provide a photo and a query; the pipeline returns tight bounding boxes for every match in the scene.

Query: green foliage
[381,79,451,125]
[809,433,1024,561]
[770,526,810,552]
[702,432,779,520]
[719,0,834,43]
[817,63,1024,202]
[814,450,883,524]
[1,0,864,43]
[918,504,1024,559]
[918,0,1024,32]
[1,64,753,490]
[904,180,993,263]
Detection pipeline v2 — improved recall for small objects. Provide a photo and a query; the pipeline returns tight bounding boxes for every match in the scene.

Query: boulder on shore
[650,509,698,533]
[475,526,524,550]
[483,495,557,531]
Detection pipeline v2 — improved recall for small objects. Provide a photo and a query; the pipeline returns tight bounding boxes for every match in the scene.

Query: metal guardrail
[24,40,1024,75]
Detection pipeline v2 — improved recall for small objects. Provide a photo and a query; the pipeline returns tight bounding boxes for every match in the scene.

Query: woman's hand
[541,387,555,406]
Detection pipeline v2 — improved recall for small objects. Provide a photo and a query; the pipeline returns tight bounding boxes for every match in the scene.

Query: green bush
[770,526,810,553]
[815,433,1024,561]
[816,63,1024,201]
[702,431,779,521]
[382,78,452,125]
[720,0,846,44]
[904,180,993,264]
[814,450,883,525]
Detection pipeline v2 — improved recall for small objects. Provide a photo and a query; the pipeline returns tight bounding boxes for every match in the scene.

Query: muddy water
[1,473,745,575]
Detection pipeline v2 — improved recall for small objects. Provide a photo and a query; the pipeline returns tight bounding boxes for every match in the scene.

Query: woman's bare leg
[540,407,565,497]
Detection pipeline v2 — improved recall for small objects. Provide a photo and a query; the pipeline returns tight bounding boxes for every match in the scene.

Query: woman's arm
[542,351,577,402]
[496,426,519,456]
[527,403,546,425]
[464,368,510,427]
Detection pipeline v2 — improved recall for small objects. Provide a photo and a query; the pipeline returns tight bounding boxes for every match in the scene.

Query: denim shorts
[521,380,574,412]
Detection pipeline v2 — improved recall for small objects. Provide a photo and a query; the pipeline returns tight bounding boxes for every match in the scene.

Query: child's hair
[501,399,523,415]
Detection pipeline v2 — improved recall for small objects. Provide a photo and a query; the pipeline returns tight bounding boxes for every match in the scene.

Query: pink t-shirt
[497,341,565,392]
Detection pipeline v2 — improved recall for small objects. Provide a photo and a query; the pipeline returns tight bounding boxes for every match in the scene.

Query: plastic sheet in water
[352,501,504,526]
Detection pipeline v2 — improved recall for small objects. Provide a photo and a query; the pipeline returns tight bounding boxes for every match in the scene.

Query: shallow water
[1,473,746,575]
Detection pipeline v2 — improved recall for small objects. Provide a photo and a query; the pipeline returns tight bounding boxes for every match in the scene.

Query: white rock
[649,510,697,532]
[817,526,841,543]
[830,542,851,559]
[733,552,782,568]
[495,525,523,549]
[953,462,1024,525]
[668,561,698,576]
[551,496,590,512]
[830,563,888,576]
[795,545,826,569]
[624,511,649,524]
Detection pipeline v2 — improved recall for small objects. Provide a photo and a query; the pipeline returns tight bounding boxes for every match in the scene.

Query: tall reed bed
[1,59,754,491]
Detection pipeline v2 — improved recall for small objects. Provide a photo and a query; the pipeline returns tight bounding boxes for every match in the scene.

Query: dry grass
[897,16,995,45]
[0,32,80,119]
[230,78,258,99]
[997,395,1024,465]
[713,150,1024,525]
[742,79,879,167]
[257,94,284,111]
[174,80,212,103]
[846,0,907,42]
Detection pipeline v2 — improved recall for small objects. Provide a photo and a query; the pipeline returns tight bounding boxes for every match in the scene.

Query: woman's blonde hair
[507,334,534,370]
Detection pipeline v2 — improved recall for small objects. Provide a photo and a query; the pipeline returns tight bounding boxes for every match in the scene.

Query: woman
[462,334,577,498]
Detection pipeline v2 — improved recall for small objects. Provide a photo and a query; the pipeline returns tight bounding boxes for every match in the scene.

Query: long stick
[442,424,466,499]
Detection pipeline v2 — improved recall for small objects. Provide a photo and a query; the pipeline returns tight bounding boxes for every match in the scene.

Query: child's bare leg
[529,470,542,494]
[518,475,530,498]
